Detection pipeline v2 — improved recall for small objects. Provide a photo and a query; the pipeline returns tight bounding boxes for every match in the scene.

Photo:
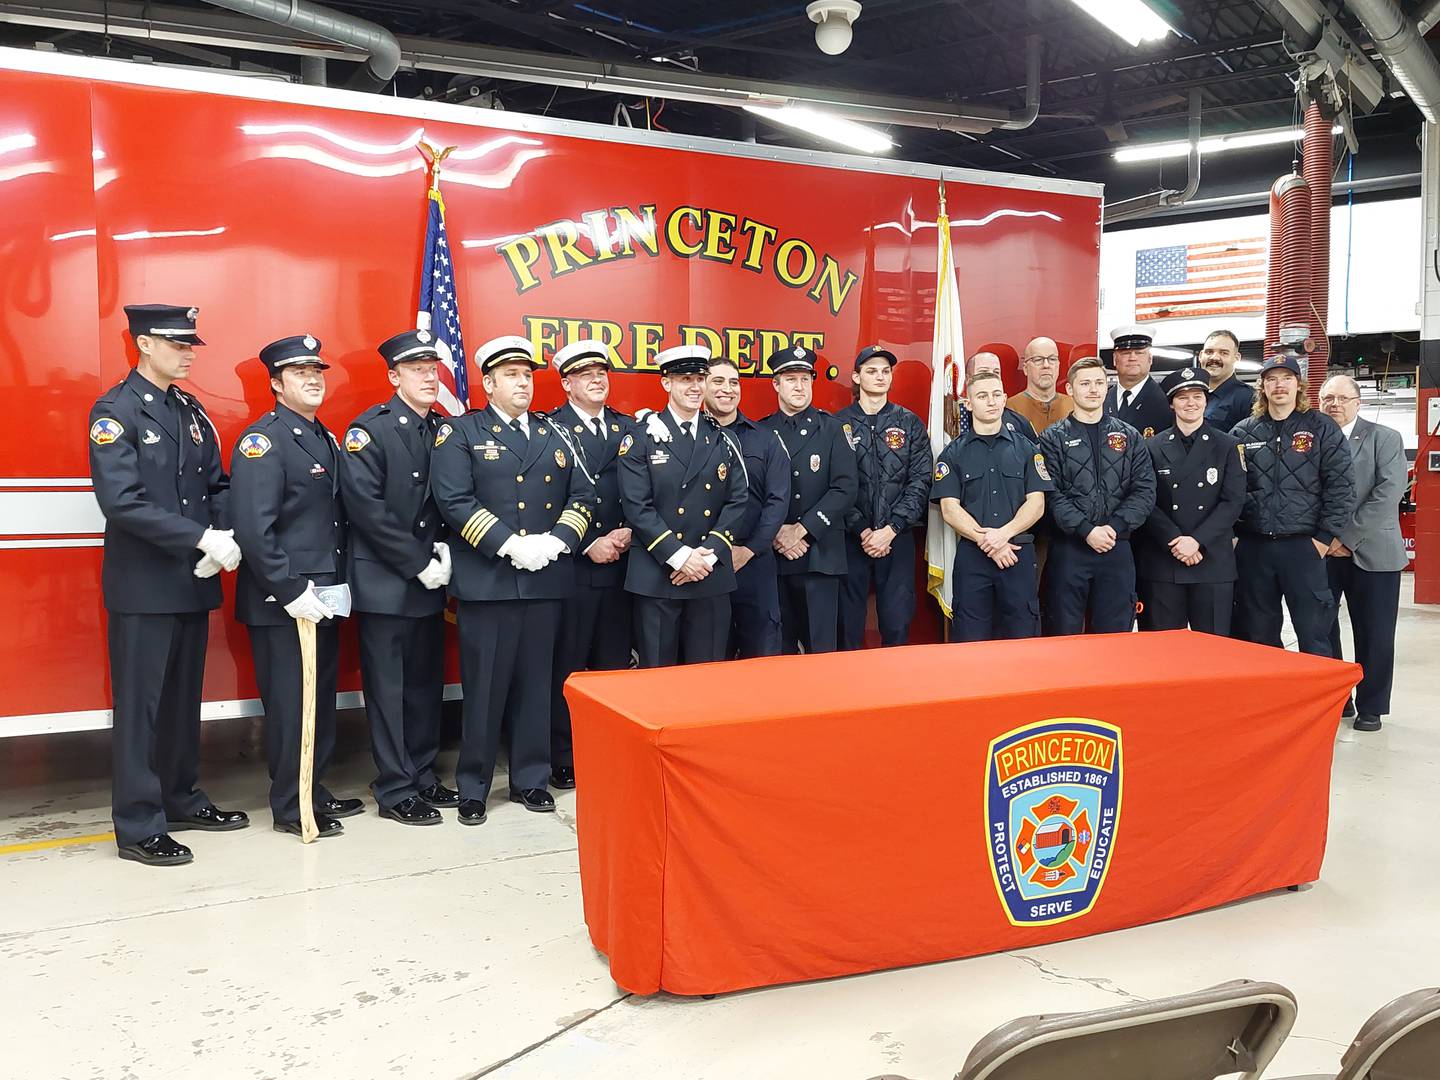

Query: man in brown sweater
[1008,336,1074,435]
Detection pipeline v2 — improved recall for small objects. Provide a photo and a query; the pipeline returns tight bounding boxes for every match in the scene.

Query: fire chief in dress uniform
[231,335,363,840]
[429,335,596,823]
[1104,326,1172,440]
[546,339,637,789]
[339,329,457,827]
[762,346,859,654]
[620,345,748,667]
[89,304,249,866]
[1135,367,1246,635]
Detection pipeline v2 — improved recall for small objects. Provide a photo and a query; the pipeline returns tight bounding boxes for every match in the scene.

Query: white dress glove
[197,527,242,572]
[637,409,672,443]
[434,541,452,585]
[534,533,568,565]
[416,556,448,590]
[193,553,222,579]
[499,534,547,572]
[283,580,334,623]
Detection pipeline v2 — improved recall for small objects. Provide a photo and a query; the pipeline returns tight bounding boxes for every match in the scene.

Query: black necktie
[512,419,528,441]
[681,420,694,441]
[591,416,605,440]
[1121,389,1133,410]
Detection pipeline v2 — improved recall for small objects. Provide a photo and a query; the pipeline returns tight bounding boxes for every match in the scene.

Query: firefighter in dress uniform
[620,345,749,667]
[836,345,932,649]
[1135,366,1246,634]
[1230,354,1356,655]
[339,329,456,827]
[931,370,1052,641]
[701,355,791,658]
[1038,356,1157,635]
[231,335,364,839]
[429,335,597,823]
[762,346,859,654]
[546,340,637,789]
[89,303,249,866]
[1104,326,1172,440]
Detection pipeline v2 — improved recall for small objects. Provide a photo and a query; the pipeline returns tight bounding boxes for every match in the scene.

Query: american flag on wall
[1133,237,1267,322]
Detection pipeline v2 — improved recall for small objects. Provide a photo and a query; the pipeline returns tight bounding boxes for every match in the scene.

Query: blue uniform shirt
[930,424,1052,536]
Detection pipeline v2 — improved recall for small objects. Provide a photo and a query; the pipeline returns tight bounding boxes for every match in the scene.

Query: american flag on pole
[1133,237,1267,322]
[418,146,468,417]
[925,181,964,620]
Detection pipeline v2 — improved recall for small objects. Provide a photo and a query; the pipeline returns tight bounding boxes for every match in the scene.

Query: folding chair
[1272,987,1440,1080]
[954,979,1298,1080]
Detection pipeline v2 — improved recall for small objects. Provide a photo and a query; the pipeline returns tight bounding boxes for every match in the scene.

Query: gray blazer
[1337,417,1408,572]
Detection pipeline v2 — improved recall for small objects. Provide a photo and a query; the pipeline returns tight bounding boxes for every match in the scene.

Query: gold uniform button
[545,475,553,483]
[518,501,526,509]
[705,483,712,490]
[703,510,711,517]
[546,502,553,510]
[516,475,524,482]
[519,529,528,536]
[676,533,683,540]
[677,507,685,515]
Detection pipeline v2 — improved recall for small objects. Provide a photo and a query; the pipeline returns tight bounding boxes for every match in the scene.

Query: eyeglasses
[1023,356,1060,366]
[1319,394,1358,405]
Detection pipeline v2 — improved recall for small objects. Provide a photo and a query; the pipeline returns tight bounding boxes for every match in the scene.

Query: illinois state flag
[925,185,965,619]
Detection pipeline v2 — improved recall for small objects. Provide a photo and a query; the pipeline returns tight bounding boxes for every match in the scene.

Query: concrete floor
[2,579,1437,1080]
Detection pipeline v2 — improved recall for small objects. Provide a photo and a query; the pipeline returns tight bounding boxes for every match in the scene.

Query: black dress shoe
[317,797,365,819]
[509,788,556,812]
[1342,698,1357,719]
[117,833,193,866]
[417,782,460,808]
[167,804,250,832]
[1354,714,1383,732]
[272,814,344,838]
[457,799,488,826]
[380,795,442,826]
[550,766,576,790]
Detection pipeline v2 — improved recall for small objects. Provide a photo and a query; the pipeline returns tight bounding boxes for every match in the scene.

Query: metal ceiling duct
[1344,0,1440,123]
[199,0,399,89]
[1102,91,1202,224]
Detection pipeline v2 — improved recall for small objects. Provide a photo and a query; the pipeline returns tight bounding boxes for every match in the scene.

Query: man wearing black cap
[89,304,249,866]
[835,345,931,648]
[619,344,748,666]
[931,370,1051,641]
[546,340,637,788]
[339,329,455,827]
[1038,357,1157,635]
[1135,367,1246,634]
[701,355,791,658]
[232,335,362,840]
[1105,326,1172,440]
[1230,354,1356,655]
[762,346,859,654]
[430,335,596,822]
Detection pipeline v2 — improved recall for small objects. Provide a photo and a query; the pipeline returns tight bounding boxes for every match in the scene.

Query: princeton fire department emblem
[985,717,1122,927]
[809,453,821,473]
[883,427,906,450]
[1106,432,1128,452]
[239,433,272,459]
[1290,431,1314,454]
[89,418,124,445]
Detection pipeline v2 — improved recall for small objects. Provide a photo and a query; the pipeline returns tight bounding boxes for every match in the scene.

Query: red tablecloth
[567,632,1359,996]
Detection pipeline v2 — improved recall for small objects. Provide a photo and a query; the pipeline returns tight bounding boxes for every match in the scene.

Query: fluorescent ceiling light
[1066,0,1175,47]
[742,104,893,154]
[1114,124,1344,163]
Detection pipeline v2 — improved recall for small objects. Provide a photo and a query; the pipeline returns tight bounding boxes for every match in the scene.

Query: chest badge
[476,440,502,460]
[239,433,272,459]
[1206,467,1218,485]
[717,462,728,482]
[1290,431,1314,454]
[554,448,567,469]
[1142,427,1155,439]
[189,418,203,445]
[809,453,821,473]
[310,462,327,477]
[1106,432,1128,453]
[650,450,670,466]
[883,426,906,450]
[142,429,161,445]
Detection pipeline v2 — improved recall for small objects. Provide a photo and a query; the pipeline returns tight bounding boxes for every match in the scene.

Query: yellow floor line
[0,832,115,855]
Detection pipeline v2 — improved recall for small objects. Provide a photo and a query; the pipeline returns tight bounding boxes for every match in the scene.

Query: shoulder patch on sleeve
[344,427,371,453]
[434,423,452,448]
[618,433,633,456]
[934,461,950,482]
[1033,452,1051,482]
[89,417,124,445]
[239,432,272,459]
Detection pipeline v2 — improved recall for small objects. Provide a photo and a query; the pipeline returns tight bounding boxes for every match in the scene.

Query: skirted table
[566,631,1360,996]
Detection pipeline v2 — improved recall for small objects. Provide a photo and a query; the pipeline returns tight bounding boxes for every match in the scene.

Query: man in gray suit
[1321,375,1408,731]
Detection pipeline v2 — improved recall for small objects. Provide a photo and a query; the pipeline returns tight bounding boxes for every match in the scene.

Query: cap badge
[1182,368,1194,378]
[793,346,805,358]
[185,307,199,321]
[303,334,318,350]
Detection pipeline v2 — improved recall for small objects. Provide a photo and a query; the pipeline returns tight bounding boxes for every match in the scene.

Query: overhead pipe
[997,34,1042,131]
[1418,0,1440,35]
[1302,101,1334,406]
[1344,0,1440,123]
[1264,178,1285,354]
[199,0,398,90]
[1103,91,1202,224]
